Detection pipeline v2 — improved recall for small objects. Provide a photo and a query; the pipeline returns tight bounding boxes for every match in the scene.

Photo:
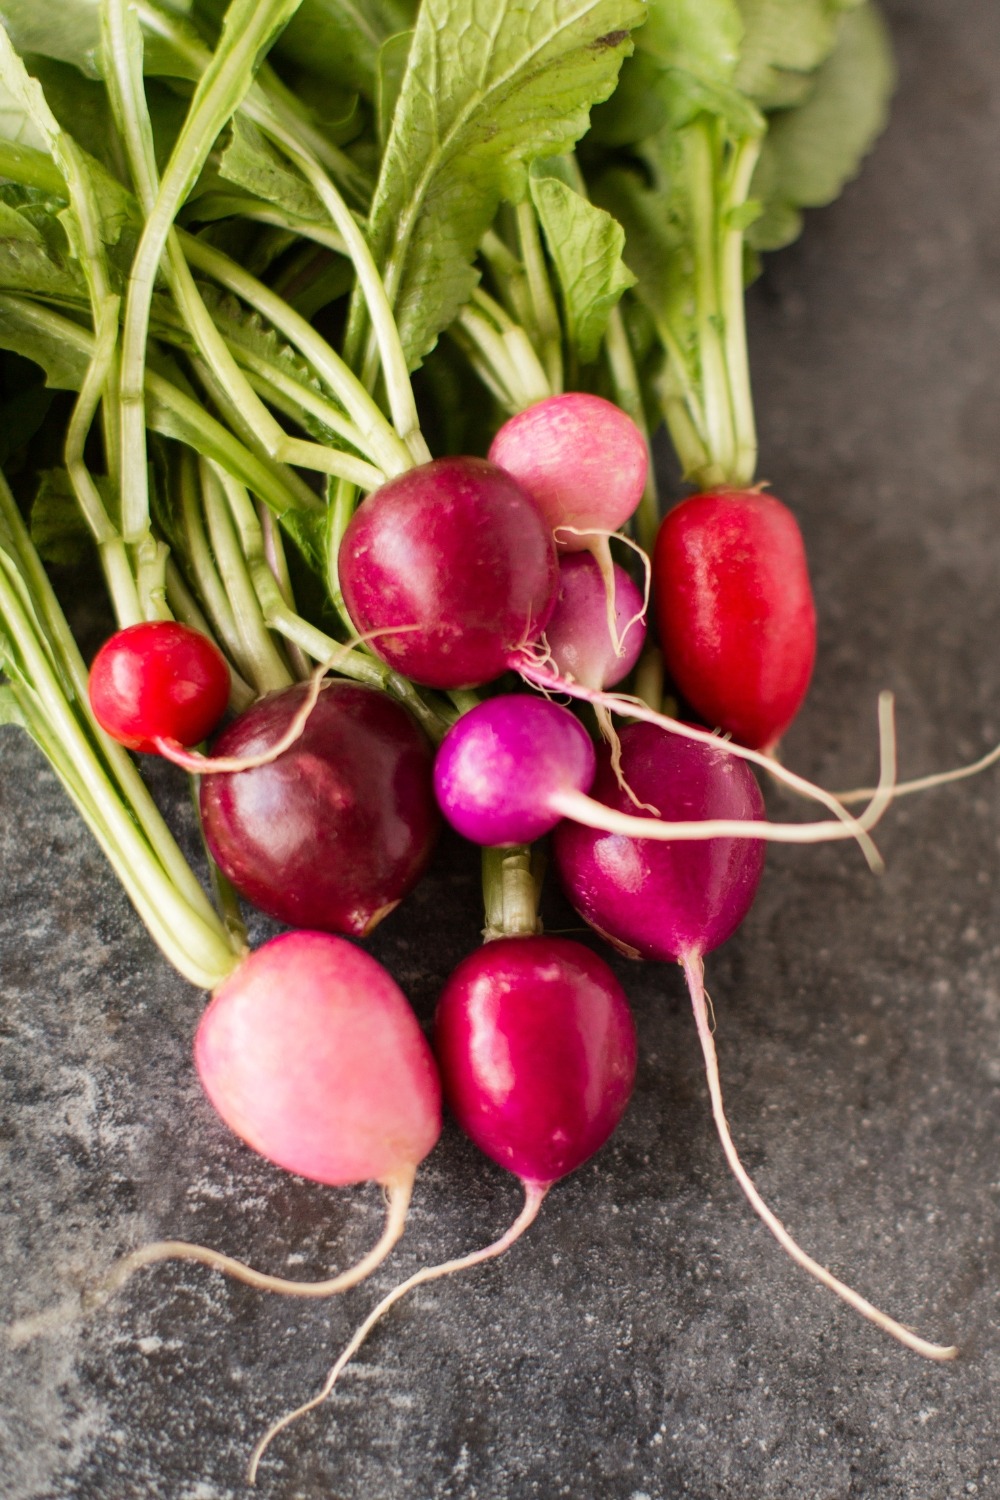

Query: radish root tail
[247,1180,549,1483]
[680,952,957,1362]
[7,1168,414,1348]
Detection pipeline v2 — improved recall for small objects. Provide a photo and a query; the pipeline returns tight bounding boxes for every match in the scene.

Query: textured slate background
[2,1,1000,1496]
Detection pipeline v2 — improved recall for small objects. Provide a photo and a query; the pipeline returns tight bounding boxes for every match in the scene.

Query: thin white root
[835,738,1000,807]
[247,1181,549,1484]
[681,953,957,1363]
[595,703,659,814]
[154,626,419,774]
[519,661,895,870]
[7,1170,414,1348]
[552,525,651,660]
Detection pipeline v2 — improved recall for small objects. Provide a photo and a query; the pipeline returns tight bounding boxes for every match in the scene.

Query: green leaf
[748,2,895,251]
[0,683,28,727]
[367,0,646,371]
[270,0,417,99]
[29,466,93,565]
[734,0,861,111]
[529,168,635,363]
[0,0,201,83]
[375,30,412,150]
[216,114,326,221]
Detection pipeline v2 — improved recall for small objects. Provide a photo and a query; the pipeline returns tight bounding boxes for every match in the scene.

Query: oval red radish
[653,488,816,752]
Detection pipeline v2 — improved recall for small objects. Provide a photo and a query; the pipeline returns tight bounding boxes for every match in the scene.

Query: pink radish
[249,935,637,1476]
[653,488,816,752]
[544,551,646,689]
[12,932,443,1341]
[488,394,647,548]
[554,725,957,1361]
[339,456,558,690]
[89,620,230,755]
[199,680,439,936]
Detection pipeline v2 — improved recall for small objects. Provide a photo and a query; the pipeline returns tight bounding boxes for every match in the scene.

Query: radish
[338,456,558,690]
[489,394,649,660]
[249,935,637,1476]
[544,551,646,690]
[653,489,816,752]
[89,620,230,756]
[434,696,894,854]
[487,394,647,548]
[200,679,439,936]
[11,932,443,1341]
[553,725,957,1360]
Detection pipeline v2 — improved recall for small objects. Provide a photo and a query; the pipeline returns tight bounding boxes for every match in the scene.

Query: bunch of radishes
[76,387,952,1469]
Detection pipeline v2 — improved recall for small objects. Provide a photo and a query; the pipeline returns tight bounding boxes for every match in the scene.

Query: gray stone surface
[2,1,1000,1495]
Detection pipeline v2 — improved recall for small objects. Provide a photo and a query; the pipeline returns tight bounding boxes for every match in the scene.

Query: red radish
[89,620,230,754]
[488,394,647,548]
[545,552,646,689]
[338,456,558,690]
[554,726,957,1361]
[653,489,816,752]
[200,680,439,936]
[249,935,637,1476]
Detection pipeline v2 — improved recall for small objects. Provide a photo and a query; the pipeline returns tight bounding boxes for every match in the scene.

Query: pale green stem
[181,234,413,477]
[256,503,309,678]
[689,121,736,480]
[258,119,428,463]
[201,461,294,695]
[481,845,543,942]
[720,136,762,486]
[64,294,142,626]
[164,556,256,714]
[604,305,660,557]
[515,200,564,394]
[118,0,300,541]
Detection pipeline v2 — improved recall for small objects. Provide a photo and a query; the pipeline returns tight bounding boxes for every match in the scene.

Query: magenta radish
[545,552,646,689]
[433,696,840,851]
[249,935,637,1476]
[89,620,230,755]
[553,726,956,1360]
[488,394,647,548]
[200,680,439,936]
[338,456,558,690]
[653,489,816,752]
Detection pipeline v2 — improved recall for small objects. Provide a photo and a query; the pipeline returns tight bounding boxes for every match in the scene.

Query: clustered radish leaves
[0,0,962,1480]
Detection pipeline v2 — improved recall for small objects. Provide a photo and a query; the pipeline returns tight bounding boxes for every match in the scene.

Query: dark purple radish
[14,933,444,1343]
[200,680,439,936]
[545,552,646,690]
[554,726,957,1362]
[338,456,559,690]
[249,935,637,1476]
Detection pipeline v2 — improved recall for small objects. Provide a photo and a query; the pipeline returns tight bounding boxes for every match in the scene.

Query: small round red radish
[196,931,442,1190]
[248,933,638,1474]
[88,620,230,754]
[488,393,647,548]
[553,722,766,961]
[200,680,438,936]
[338,456,558,690]
[435,935,637,1187]
[553,727,956,1362]
[653,488,816,752]
[545,552,646,690]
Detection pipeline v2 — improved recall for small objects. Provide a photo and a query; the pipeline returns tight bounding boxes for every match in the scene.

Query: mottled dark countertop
[3,2,1000,1496]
